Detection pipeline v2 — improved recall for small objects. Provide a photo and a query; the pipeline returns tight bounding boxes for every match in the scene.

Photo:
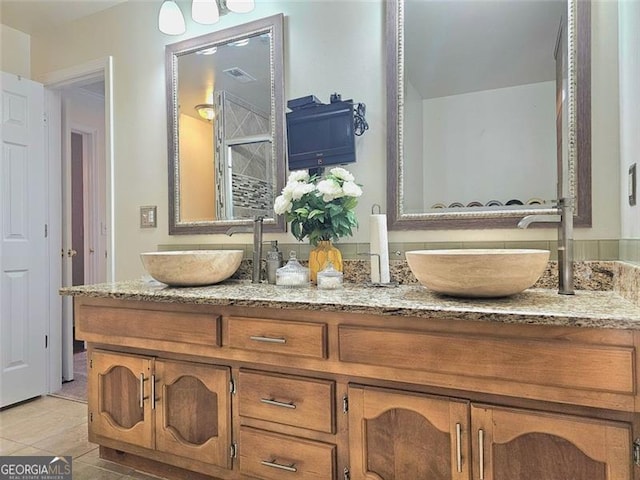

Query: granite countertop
[60,279,640,330]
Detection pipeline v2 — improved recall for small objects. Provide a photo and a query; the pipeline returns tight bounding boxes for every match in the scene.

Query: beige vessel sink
[405,249,550,298]
[140,250,244,287]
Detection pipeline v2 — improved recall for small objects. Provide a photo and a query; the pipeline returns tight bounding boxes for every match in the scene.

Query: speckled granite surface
[60,278,640,330]
[614,261,640,306]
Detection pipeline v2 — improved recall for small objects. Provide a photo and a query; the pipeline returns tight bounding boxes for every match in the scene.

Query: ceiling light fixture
[158,0,255,35]
[195,104,216,121]
[158,0,186,35]
[192,0,219,24]
[225,0,255,14]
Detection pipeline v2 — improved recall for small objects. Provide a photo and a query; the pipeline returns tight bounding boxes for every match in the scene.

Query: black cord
[354,102,369,136]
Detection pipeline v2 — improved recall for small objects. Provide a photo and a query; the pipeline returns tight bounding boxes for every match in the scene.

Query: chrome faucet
[517,198,574,295]
[225,217,264,283]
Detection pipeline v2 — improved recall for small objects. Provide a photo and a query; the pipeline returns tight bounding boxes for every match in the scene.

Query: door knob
[67,249,78,257]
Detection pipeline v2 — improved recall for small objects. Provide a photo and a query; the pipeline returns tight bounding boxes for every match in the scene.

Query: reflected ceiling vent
[223,67,256,83]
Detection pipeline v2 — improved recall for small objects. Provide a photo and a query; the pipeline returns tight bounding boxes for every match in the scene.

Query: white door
[0,72,48,408]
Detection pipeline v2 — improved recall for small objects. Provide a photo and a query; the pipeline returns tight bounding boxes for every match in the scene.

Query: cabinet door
[89,349,154,449]
[154,359,232,470]
[471,404,632,480]
[348,385,470,480]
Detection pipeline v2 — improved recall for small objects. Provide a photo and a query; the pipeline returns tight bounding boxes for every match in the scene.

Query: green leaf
[308,209,324,219]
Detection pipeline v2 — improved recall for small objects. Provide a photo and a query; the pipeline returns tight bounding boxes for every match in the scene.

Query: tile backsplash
[159,239,623,262]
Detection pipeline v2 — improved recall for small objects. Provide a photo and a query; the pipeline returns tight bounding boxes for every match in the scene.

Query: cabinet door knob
[261,459,297,473]
[67,248,78,257]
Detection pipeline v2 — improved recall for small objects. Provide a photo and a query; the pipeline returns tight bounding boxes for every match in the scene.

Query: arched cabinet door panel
[471,404,632,480]
[348,385,471,480]
[154,359,231,470]
[88,350,154,449]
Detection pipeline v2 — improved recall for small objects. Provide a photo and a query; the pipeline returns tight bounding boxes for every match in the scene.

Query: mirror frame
[386,0,591,230]
[166,14,286,234]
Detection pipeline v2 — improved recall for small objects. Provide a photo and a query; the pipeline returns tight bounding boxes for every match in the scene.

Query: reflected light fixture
[195,104,216,121]
[192,0,219,24]
[226,0,255,14]
[158,0,186,35]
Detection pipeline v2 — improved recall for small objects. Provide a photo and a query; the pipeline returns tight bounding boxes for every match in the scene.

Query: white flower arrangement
[274,167,362,245]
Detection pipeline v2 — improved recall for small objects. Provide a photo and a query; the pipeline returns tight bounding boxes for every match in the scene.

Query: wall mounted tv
[286,100,355,170]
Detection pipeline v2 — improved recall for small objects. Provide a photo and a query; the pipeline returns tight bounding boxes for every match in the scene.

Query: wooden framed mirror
[386,0,591,230]
[166,14,285,234]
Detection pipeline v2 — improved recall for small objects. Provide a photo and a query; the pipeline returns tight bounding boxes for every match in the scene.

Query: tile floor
[0,395,165,479]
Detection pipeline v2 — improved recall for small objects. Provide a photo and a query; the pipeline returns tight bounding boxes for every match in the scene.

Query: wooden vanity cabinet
[89,349,154,449]
[347,384,632,480]
[74,297,640,480]
[348,385,471,480]
[88,349,232,474]
[237,369,338,479]
[471,404,632,480]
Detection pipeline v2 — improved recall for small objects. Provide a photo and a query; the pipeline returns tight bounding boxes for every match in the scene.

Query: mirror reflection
[387,0,591,229]
[167,14,285,234]
[403,0,563,213]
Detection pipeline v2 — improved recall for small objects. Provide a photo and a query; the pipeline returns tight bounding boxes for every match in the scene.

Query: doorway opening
[41,57,114,396]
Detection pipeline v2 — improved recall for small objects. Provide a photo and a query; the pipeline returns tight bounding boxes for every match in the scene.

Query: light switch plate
[630,163,637,207]
[140,206,157,228]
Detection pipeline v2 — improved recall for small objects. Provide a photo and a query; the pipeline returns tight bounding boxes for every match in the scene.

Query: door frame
[39,57,114,392]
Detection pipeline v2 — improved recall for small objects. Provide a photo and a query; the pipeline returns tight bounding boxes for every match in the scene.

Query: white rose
[274,194,292,215]
[288,170,310,184]
[317,179,343,202]
[329,167,354,182]
[290,181,315,200]
[342,180,363,197]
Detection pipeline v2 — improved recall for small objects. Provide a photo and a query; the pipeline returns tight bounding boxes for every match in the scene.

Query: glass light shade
[192,0,219,24]
[196,104,215,121]
[226,0,255,14]
[158,0,186,35]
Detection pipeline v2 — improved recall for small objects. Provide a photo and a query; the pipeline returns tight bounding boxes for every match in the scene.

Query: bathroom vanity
[63,281,640,480]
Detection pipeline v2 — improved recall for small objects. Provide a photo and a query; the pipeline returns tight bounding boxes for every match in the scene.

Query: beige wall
[1,24,30,77]
[28,1,623,280]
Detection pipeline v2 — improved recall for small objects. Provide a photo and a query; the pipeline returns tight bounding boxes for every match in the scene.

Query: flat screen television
[286,100,355,170]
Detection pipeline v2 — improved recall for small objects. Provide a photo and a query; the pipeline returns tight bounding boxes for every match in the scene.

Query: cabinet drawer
[339,325,635,396]
[239,370,335,433]
[226,316,327,359]
[76,303,220,352]
[239,427,335,480]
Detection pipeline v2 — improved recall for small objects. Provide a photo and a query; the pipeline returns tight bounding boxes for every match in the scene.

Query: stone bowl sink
[405,249,550,298]
[140,250,244,287]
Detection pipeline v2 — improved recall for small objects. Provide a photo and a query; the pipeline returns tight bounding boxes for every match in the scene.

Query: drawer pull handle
[260,397,297,409]
[250,335,286,344]
[151,374,156,410]
[478,429,485,480]
[456,422,462,473]
[261,459,297,473]
[139,373,145,408]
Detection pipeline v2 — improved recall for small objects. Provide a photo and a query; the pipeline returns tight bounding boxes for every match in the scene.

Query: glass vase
[308,240,343,283]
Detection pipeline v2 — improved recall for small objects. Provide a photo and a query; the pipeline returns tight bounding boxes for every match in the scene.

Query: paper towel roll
[370,214,390,284]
